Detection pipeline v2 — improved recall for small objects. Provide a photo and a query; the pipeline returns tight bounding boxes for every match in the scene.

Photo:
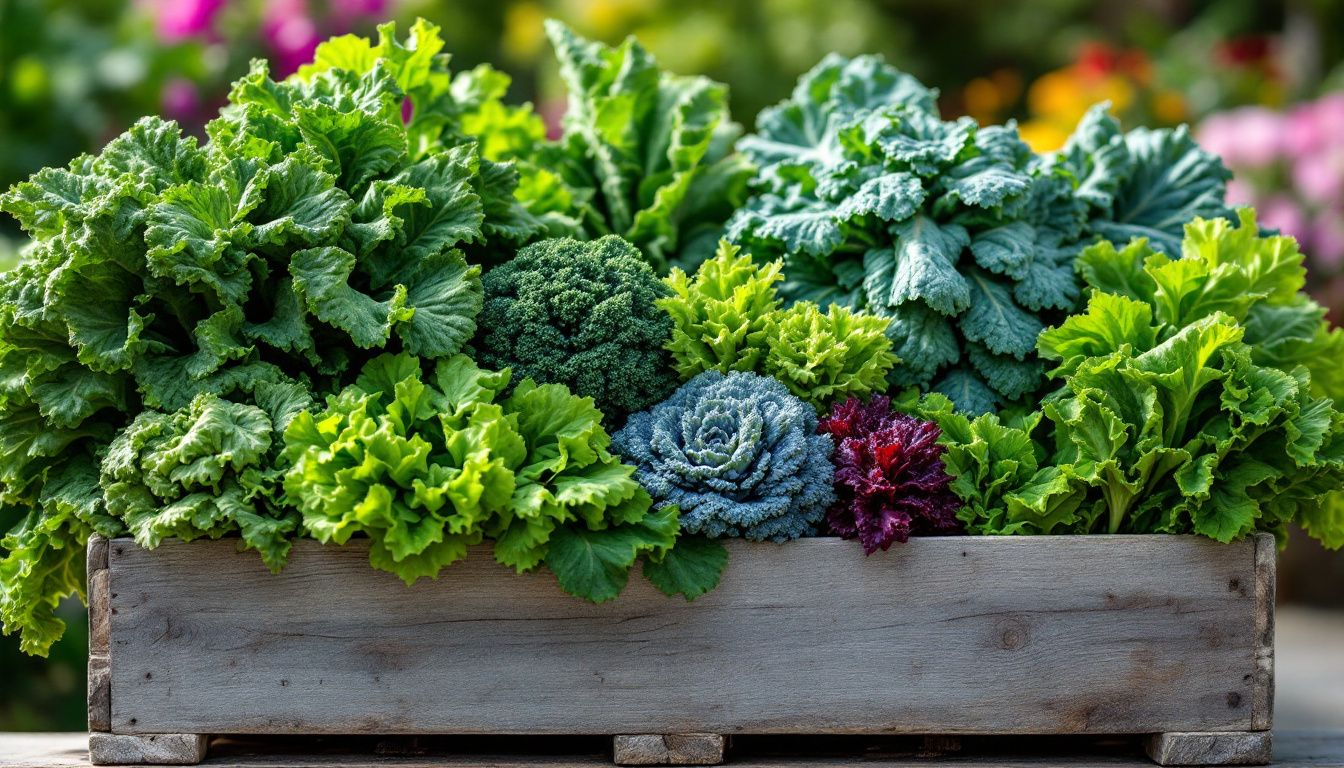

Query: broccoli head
[475,235,678,420]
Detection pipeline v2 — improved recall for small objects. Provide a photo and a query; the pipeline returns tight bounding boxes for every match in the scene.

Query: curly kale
[474,235,679,420]
[613,371,836,541]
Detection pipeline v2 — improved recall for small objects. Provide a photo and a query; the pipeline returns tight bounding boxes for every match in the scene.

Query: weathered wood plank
[88,733,207,765]
[1144,732,1272,766]
[105,535,1269,737]
[87,535,111,733]
[1251,534,1275,731]
[613,735,725,765]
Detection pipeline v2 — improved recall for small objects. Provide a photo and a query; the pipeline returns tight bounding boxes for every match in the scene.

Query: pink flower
[1286,93,1344,158]
[264,0,320,77]
[1197,107,1285,169]
[1257,195,1309,243]
[150,0,226,42]
[1291,147,1344,206]
[1311,213,1344,272]
[161,78,202,122]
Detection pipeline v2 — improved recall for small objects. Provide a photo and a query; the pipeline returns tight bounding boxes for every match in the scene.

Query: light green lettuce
[283,353,726,600]
[659,241,896,412]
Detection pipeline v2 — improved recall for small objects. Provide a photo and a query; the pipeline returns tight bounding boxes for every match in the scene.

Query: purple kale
[818,396,963,552]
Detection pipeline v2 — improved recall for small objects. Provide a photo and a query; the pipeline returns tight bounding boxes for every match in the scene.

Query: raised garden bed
[86,533,1274,766]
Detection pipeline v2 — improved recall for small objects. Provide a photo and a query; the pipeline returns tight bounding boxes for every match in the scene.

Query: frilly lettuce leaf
[658,241,897,413]
[283,352,717,602]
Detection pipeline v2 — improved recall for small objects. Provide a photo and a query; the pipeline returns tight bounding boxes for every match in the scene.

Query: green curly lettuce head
[659,240,783,378]
[474,235,679,421]
[282,352,518,584]
[658,240,897,412]
[281,351,721,602]
[764,301,896,412]
[101,382,311,571]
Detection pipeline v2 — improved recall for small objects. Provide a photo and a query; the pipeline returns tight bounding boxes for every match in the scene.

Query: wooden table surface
[2,731,1343,768]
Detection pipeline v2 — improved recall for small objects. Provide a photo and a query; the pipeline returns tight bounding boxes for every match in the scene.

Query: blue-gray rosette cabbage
[613,370,836,541]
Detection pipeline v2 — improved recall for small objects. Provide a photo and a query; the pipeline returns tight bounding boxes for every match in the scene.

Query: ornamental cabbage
[729,54,1232,413]
[659,242,897,412]
[529,22,753,273]
[474,235,679,421]
[613,371,836,541]
[818,396,961,552]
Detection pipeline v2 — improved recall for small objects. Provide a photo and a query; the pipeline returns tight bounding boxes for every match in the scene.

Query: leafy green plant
[904,212,1344,548]
[529,21,754,273]
[474,235,679,421]
[660,241,783,378]
[102,383,311,570]
[729,55,1233,413]
[0,20,538,655]
[283,352,727,599]
[659,242,896,412]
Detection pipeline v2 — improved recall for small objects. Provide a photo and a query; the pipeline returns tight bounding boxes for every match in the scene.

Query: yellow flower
[1152,89,1188,125]
[503,2,547,63]
[1017,120,1071,153]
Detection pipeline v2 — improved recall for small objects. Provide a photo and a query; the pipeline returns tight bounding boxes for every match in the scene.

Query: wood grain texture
[1252,534,1276,731]
[613,735,725,765]
[1144,732,1272,766]
[104,535,1271,737]
[88,733,207,765]
[86,536,110,733]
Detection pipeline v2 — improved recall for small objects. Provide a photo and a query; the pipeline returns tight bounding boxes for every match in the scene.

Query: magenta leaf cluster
[818,396,962,552]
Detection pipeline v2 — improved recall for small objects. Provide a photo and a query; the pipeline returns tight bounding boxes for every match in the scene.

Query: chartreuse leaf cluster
[729,56,1233,413]
[0,20,541,654]
[659,241,896,412]
[903,212,1344,549]
[282,353,727,601]
[528,22,754,273]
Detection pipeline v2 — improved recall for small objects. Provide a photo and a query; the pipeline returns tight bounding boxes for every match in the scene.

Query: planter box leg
[613,734,725,766]
[1145,732,1272,766]
[89,733,208,765]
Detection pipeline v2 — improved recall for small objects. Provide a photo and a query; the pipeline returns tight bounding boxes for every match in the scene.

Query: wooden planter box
[85,534,1275,766]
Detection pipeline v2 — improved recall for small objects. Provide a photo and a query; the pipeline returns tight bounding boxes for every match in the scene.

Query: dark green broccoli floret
[475,236,678,420]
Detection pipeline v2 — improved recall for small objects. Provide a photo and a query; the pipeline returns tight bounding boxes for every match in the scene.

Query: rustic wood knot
[994,616,1030,650]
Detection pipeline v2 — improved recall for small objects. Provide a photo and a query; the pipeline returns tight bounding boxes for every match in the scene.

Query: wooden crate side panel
[106,536,1267,736]
[87,535,111,733]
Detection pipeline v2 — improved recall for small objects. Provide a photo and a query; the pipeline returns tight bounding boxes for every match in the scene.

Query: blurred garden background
[2,0,1344,732]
